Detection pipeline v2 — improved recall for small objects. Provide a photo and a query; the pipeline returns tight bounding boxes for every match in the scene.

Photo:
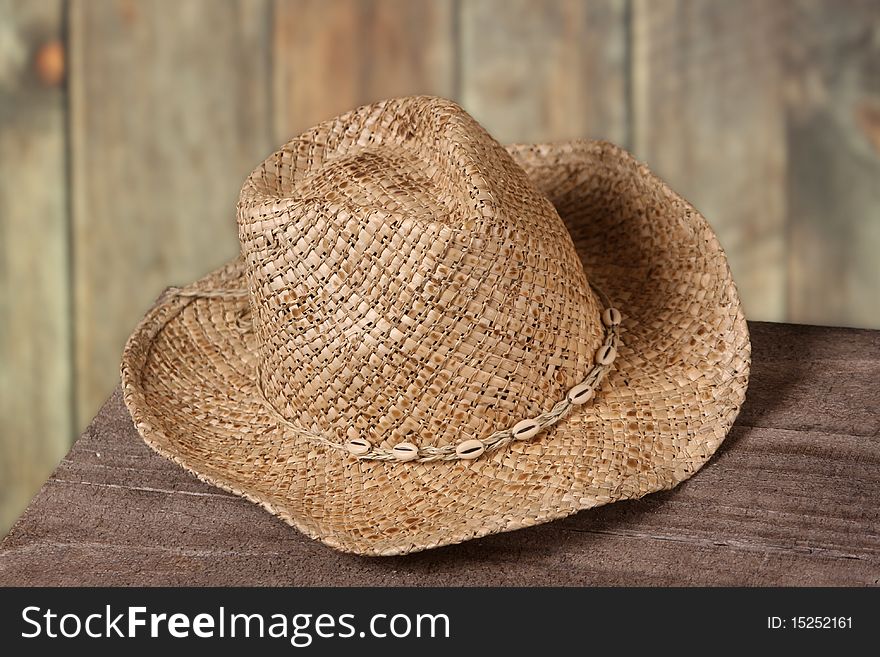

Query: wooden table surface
[1,321,877,586]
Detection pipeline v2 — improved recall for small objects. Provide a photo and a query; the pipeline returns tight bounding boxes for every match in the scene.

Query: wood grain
[459,0,629,144]
[785,0,880,328]
[1,322,877,586]
[631,0,788,322]
[272,0,456,142]
[68,0,273,430]
[0,0,70,535]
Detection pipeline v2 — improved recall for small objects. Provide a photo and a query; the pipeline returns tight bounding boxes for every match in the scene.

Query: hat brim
[121,140,750,556]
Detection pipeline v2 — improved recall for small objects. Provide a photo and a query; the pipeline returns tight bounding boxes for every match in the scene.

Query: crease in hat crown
[234,96,611,461]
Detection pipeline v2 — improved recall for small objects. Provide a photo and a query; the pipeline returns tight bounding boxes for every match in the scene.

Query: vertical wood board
[273,0,457,142]
[785,0,880,328]
[69,0,273,429]
[631,0,789,322]
[0,0,70,535]
[459,0,629,144]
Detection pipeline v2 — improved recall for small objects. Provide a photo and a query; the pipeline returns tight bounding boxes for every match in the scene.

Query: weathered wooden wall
[0,0,70,543]
[1,0,879,535]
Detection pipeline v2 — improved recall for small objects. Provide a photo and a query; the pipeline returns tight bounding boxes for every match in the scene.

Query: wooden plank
[69,0,273,430]
[1,322,877,585]
[0,0,70,535]
[459,0,629,144]
[786,0,880,329]
[272,0,456,142]
[631,0,788,322]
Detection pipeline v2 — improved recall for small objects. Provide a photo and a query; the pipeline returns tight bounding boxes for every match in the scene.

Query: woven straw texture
[121,96,750,556]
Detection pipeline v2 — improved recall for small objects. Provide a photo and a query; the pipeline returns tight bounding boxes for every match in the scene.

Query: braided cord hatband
[165,284,621,463]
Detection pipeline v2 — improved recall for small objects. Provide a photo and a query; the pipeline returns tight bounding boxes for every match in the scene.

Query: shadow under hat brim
[121,140,750,556]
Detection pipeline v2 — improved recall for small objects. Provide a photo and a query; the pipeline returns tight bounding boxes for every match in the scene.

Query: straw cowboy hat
[121,96,750,556]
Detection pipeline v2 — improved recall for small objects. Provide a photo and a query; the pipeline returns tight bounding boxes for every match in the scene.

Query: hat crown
[237,97,604,451]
